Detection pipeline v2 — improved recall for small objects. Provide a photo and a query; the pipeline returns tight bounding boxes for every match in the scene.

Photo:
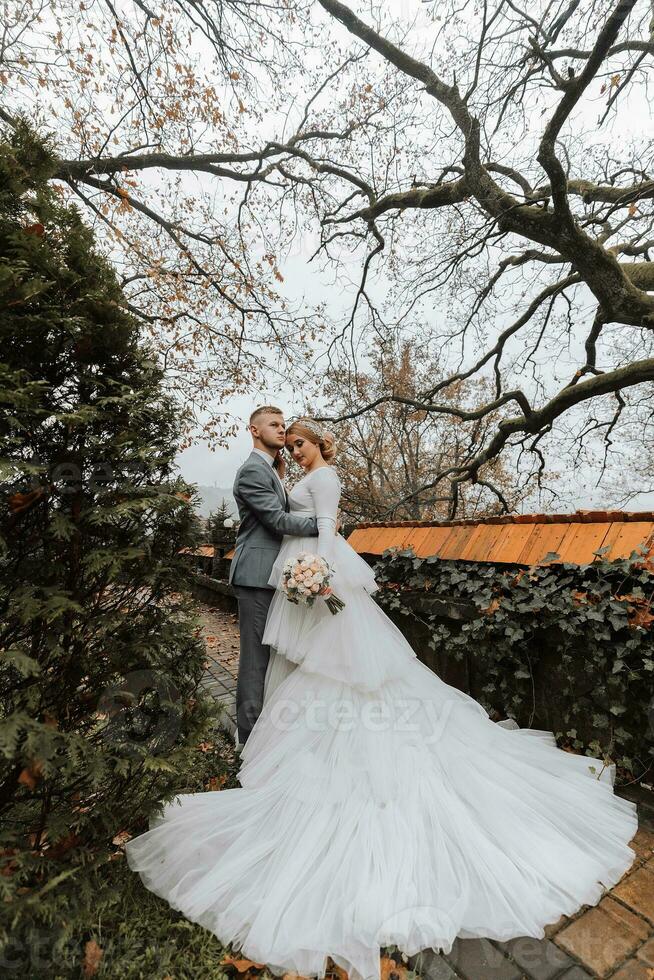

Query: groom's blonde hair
[249,405,284,426]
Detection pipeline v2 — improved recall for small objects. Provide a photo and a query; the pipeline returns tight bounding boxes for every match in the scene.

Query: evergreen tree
[0,121,214,912]
[207,499,231,546]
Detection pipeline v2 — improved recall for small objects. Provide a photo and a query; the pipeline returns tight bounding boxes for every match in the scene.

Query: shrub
[0,120,215,927]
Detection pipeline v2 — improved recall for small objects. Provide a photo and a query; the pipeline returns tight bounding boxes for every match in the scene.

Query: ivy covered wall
[373,548,654,781]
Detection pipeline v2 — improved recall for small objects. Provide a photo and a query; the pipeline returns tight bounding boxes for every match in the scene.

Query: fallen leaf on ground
[207,774,228,791]
[112,830,132,848]
[380,956,408,980]
[326,959,348,980]
[47,832,80,860]
[83,939,103,978]
[221,954,267,972]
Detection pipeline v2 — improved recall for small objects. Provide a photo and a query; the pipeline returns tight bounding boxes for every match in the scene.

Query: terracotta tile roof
[179,545,215,558]
[346,511,654,566]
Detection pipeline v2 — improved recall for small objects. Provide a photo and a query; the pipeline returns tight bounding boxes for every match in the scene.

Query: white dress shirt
[252,448,286,494]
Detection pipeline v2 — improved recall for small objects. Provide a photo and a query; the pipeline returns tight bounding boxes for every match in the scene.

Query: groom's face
[252,412,286,451]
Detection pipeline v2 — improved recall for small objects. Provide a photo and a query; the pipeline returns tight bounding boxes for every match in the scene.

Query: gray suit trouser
[233,585,274,743]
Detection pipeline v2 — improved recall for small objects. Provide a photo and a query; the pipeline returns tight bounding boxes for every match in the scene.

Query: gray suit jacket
[229,451,318,589]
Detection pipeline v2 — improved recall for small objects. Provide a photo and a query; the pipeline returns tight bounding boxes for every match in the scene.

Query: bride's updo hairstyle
[286,418,336,462]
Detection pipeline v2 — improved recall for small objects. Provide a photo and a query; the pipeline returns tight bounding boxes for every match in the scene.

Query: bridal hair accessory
[295,417,328,440]
[281,552,345,615]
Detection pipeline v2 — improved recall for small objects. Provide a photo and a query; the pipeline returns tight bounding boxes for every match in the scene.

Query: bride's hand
[274,451,286,480]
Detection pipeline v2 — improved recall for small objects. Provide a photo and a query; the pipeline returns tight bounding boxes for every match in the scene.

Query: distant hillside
[190,485,237,519]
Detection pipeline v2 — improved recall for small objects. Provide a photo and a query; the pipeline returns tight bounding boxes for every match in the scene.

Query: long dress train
[125,466,639,980]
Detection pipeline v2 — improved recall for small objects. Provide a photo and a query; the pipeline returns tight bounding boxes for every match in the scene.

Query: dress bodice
[285,467,341,563]
[287,467,341,518]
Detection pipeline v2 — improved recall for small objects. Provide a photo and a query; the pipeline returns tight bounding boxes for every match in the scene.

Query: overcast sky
[172,4,654,513]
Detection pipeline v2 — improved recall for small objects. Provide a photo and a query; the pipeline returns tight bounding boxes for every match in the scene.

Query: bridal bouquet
[281,552,345,615]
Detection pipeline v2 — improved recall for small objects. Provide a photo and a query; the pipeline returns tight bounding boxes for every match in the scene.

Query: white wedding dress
[126,466,639,980]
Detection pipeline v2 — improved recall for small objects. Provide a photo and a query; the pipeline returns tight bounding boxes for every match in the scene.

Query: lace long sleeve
[307,467,341,566]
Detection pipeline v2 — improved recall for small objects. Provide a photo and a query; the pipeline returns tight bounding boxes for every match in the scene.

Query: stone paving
[198,601,239,737]
[196,600,654,980]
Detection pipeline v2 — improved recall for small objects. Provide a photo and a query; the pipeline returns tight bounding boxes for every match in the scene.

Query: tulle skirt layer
[126,578,639,980]
[263,533,390,689]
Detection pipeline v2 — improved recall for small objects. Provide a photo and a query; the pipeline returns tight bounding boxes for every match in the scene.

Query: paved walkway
[198,602,239,737]
[196,601,654,980]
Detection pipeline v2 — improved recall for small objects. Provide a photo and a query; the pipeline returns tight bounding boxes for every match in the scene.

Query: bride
[126,418,639,980]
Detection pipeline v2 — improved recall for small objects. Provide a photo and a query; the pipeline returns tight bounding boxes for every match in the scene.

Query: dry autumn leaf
[0,848,18,877]
[8,488,47,514]
[83,939,103,978]
[207,774,228,791]
[48,832,80,860]
[18,759,44,791]
[628,605,654,629]
[221,954,267,973]
[326,959,348,980]
[112,830,132,848]
[380,956,408,980]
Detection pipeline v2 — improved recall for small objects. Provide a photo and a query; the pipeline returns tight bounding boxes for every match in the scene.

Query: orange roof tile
[346,511,654,567]
[179,545,215,558]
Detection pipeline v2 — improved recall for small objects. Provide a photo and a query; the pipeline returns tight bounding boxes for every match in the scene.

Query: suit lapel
[249,451,287,507]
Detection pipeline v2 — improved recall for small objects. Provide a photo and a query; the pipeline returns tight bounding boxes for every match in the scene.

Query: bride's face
[286,432,321,470]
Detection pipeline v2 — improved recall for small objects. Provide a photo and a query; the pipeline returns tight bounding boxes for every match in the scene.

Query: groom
[229,406,318,749]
